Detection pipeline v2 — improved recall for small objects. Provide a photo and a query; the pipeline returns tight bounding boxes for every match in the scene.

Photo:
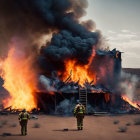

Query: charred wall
[36,91,112,114]
[89,49,122,89]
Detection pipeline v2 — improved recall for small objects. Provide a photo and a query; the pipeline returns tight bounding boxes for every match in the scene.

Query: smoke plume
[0,0,98,76]
[119,71,139,101]
[0,0,99,110]
[56,97,76,115]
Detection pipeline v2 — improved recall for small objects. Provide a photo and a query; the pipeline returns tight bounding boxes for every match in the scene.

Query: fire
[0,46,37,111]
[122,95,140,110]
[59,49,96,86]
[116,51,119,58]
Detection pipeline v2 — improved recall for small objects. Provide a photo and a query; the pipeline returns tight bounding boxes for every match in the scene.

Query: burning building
[36,47,122,114]
[0,0,139,114]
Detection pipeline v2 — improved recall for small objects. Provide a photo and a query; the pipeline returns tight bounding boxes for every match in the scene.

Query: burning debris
[121,95,140,111]
[39,48,121,93]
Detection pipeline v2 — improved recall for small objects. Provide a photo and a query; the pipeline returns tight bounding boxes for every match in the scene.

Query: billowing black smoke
[40,30,98,74]
[0,0,98,75]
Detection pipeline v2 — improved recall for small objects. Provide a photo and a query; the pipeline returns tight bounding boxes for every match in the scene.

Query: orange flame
[104,93,110,102]
[116,51,119,58]
[59,49,96,86]
[122,95,140,110]
[0,47,37,111]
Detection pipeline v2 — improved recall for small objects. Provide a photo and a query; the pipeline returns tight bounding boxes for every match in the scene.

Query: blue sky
[83,0,140,68]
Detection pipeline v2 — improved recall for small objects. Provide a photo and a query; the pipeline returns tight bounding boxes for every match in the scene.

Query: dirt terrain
[0,114,140,140]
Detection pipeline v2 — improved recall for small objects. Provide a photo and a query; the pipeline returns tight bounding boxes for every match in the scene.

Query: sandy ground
[0,114,140,140]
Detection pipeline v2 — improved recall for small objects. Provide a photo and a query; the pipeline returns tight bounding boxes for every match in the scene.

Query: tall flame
[59,48,96,86]
[0,47,37,111]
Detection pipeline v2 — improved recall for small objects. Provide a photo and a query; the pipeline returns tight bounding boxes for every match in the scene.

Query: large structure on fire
[37,49,122,114]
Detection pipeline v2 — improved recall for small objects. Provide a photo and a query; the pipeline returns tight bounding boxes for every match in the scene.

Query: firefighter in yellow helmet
[18,109,30,135]
[73,100,86,130]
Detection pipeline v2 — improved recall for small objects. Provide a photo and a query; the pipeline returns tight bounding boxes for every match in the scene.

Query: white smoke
[56,97,76,115]
[39,75,56,92]
[119,71,139,101]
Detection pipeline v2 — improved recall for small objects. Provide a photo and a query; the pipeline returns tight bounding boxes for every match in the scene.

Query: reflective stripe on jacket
[73,104,86,115]
[19,112,30,121]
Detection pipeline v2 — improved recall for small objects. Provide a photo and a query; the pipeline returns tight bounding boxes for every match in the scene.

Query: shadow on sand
[53,129,79,132]
[0,133,22,137]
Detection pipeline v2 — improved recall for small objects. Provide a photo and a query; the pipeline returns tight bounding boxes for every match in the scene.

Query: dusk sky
[84,0,140,68]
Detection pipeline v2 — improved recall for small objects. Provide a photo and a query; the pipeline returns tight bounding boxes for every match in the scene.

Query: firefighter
[73,100,86,130]
[18,109,30,135]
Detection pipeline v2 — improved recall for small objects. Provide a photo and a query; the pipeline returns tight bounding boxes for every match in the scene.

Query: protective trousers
[20,120,28,135]
[76,114,84,130]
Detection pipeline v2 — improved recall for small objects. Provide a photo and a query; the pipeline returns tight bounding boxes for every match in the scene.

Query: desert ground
[0,114,140,140]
